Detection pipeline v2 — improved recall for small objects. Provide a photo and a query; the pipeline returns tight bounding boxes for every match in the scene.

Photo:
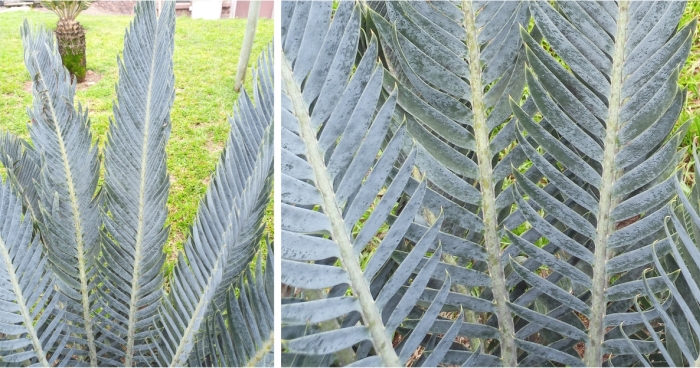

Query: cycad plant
[0,1,273,366]
[41,0,92,82]
[639,142,700,367]
[281,0,700,366]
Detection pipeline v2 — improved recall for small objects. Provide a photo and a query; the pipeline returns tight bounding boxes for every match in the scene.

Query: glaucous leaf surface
[281,1,456,366]
[636,144,700,367]
[1,2,275,367]
[96,2,176,365]
[21,19,101,366]
[189,243,274,367]
[0,180,72,367]
[509,1,692,366]
[0,131,41,222]
[365,1,544,364]
[156,45,274,367]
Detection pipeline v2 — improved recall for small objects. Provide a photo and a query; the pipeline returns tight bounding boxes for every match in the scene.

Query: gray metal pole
[233,1,260,92]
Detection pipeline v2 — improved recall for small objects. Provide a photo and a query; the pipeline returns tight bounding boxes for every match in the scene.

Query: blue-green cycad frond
[633,144,700,367]
[95,2,177,366]
[280,3,457,366]
[0,179,73,366]
[189,242,274,367]
[211,44,274,310]
[509,2,692,366]
[21,19,101,366]
[0,131,41,221]
[364,2,535,364]
[156,45,274,367]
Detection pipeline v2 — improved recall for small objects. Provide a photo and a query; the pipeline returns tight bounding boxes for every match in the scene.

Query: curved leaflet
[281,2,456,366]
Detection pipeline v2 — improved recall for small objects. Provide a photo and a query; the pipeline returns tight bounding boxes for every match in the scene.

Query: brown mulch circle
[32,1,136,16]
[24,70,103,93]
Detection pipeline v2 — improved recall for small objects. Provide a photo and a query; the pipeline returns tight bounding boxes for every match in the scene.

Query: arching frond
[509,1,692,366]
[364,2,551,364]
[281,2,457,366]
[636,143,700,367]
[189,242,274,367]
[0,131,41,221]
[156,45,274,367]
[0,179,73,367]
[21,20,101,366]
[96,2,176,365]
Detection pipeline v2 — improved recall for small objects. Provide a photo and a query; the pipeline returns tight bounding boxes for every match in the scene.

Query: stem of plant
[246,334,274,367]
[585,1,629,366]
[463,1,516,365]
[282,57,401,367]
[32,53,97,366]
[234,1,260,92]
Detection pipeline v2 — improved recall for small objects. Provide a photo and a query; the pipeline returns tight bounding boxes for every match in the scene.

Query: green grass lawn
[0,9,274,270]
[677,3,700,188]
[680,2,700,148]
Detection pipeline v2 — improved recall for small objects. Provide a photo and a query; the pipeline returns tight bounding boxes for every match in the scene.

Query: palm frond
[634,142,700,366]
[156,45,274,367]
[95,2,176,365]
[365,1,535,364]
[0,179,73,367]
[21,20,101,366]
[189,241,274,367]
[509,1,692,366]
[281,2,457,366]
[0,131,41,221]
[210,44,274,311]
[41,1,92,21]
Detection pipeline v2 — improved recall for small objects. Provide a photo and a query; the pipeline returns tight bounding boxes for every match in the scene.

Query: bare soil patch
[24,70,103,92]
[83,1,135,16]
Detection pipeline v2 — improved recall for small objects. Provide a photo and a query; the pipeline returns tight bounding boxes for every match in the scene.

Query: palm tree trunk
[55,19,87,83]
